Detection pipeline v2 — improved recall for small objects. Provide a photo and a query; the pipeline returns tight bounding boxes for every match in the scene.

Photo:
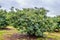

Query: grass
[0,26,18,40]
[0,26,60,40]
[44,32,60,40]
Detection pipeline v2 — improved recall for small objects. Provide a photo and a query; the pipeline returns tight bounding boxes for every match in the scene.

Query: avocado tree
[0,9,8,28]
[0,16,8,28]
[12,7,49,37]
[54,16,60,31]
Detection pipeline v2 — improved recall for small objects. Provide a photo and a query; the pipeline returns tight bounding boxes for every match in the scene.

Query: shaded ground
[3,33,57,40]
[0,26,60,40]
[0,28,12,30]
[4,34,38,40]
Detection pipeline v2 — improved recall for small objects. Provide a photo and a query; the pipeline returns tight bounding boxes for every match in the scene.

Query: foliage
[0,9,8,28]
[12,8,49,37]
[54,16,60,31]
[0,7,60,37]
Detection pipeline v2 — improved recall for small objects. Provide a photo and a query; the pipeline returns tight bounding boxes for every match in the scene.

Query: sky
[0,0,60,17]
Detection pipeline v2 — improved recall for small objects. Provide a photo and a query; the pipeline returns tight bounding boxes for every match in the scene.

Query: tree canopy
[0,7,60,37]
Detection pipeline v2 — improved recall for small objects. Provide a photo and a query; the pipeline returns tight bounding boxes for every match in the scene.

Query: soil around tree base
[3,33,56,40]
[3,33,38,40]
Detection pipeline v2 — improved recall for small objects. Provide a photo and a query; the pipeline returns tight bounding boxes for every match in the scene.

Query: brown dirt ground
[3,33,38,40]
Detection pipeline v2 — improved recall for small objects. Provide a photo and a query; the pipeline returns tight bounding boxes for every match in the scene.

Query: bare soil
[3,33,38,40]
